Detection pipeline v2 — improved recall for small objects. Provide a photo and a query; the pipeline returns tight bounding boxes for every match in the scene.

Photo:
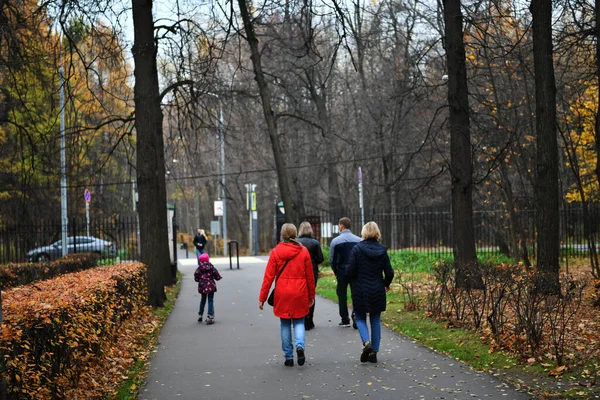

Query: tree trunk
[531,0,560,294]
[443,0,481,288]
[307,77,345,218]
[237,0,297,223]
[131,0,170,306]
[596,0,600,186]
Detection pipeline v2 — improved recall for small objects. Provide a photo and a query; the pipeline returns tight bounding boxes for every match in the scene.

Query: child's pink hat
[199,253,210,262]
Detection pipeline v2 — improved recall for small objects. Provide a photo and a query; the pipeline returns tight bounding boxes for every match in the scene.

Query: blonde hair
[361,221,381,241]
[298,221,313,237]
[280,223,298,242]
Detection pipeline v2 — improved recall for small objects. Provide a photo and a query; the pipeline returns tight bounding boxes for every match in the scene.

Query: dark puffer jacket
[194,261,222,294]
[297,235,324,282]
[346,239,394,313]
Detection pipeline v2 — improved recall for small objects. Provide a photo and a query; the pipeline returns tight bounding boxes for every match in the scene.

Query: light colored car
[26,236,116,262]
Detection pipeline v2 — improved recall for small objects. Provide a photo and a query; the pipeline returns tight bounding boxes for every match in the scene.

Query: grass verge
[316,266,600,399]
[109,272,182,400]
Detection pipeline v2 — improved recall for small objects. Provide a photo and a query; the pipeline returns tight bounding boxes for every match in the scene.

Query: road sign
[84,189,91,203]
[214,200,223,217]
[211,220,220,236]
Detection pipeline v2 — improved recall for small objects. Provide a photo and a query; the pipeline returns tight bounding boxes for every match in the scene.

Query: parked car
[27,236,116,262]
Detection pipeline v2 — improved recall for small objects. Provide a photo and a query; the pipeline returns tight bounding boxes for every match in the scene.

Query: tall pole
[220,103,227,256]
[59,49,68,257]
[358,167,365,228]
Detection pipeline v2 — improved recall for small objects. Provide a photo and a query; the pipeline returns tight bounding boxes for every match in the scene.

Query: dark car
[26,236,116,262]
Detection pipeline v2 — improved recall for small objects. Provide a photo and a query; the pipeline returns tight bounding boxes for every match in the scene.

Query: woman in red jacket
[259,223,315,367]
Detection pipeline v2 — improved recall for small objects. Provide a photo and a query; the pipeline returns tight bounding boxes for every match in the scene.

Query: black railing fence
[0,216,140,264]
[2,205,599,264]
[303,205,600,260]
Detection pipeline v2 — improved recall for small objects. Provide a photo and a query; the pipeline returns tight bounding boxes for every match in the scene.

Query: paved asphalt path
[141,255,533,400]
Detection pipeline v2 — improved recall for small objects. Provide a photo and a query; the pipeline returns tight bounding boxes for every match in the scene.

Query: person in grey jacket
[297,221,324,330]
[347,221,394,363]
[329,217,361,327]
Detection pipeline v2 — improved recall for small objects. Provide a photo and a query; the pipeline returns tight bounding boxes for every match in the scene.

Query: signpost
[245,184,258,255]
[358,167,365,228]
[84,189,91,236]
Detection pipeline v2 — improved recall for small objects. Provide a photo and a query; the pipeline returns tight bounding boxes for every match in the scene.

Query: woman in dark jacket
[297,221,324,330]
[347,221,394,363]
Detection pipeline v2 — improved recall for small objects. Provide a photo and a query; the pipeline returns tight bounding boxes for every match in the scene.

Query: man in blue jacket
[329,217,361,328]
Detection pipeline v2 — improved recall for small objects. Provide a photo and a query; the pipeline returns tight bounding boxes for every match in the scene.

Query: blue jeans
[280,318,305,359]
[195,247,204,258]
[355,311,381,352]
[199,293,214,316]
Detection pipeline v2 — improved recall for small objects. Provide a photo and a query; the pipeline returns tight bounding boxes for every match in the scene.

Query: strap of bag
[275,259,291,282]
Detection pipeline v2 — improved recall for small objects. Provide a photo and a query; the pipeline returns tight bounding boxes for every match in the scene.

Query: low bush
[0,262,146,399]
[0,253,100,289]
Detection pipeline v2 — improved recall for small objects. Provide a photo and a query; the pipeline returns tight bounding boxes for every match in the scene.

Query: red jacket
[259,241,315,319]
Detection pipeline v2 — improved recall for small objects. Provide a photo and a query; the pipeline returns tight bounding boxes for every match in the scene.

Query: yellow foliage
[564,83,599,202]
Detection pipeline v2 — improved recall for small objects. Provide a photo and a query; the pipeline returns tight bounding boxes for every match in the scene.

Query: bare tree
[442,0,480,287]
[531,0,560,293]
[131,0,171,306]
[236,0,298,223]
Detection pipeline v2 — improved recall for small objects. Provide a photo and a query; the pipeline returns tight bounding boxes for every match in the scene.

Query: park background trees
[2,0,600,300]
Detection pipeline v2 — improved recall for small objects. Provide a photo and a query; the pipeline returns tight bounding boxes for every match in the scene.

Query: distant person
[193,228,207,258]
[297,221,324,330]
[259,223,315,367]
[194,253,222,324]
[329,217,361,328]
[347,221,394,363]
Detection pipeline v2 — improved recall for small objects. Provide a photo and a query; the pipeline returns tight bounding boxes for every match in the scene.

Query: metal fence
[303,205,600,260]
[2,204,599,264]
[0,216,141,264]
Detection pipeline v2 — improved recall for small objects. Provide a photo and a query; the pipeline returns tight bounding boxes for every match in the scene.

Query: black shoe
[351,313,358,329]
[284,359,294,367]
[360,342,372,363]
[197,316,203,323]
[339,321,351,327]
[296,346,305,366]
[368,352,377,363]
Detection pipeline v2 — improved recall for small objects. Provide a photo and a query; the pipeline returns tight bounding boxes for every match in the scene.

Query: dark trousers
[306,275,319,324]
[336,273,351,323]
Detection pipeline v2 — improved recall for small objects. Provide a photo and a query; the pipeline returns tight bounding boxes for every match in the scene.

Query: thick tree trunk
[596,0,600,186]
[237,0,297,223]
[531,0,560,294]
[308,78,345,218]
[131,0,170,306]
[443,0,481,288]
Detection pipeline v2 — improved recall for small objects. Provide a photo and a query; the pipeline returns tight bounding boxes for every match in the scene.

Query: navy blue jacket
[347,239,394,313]
[329,230,361,277]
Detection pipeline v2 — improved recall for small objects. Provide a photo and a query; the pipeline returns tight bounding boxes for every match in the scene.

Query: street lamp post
[202,91,227,256]
[218,103,227,257]
[59,59,68,257]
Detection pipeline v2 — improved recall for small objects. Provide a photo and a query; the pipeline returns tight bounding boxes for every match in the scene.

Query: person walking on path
[194,253,222,324]
[193,228,207,258]
[329,217,361,328]
[258,223,315,367]
[297,221,324,330]
[347,221,394,363]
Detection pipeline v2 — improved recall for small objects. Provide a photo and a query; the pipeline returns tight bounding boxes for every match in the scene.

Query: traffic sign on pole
[84,189,91,203]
